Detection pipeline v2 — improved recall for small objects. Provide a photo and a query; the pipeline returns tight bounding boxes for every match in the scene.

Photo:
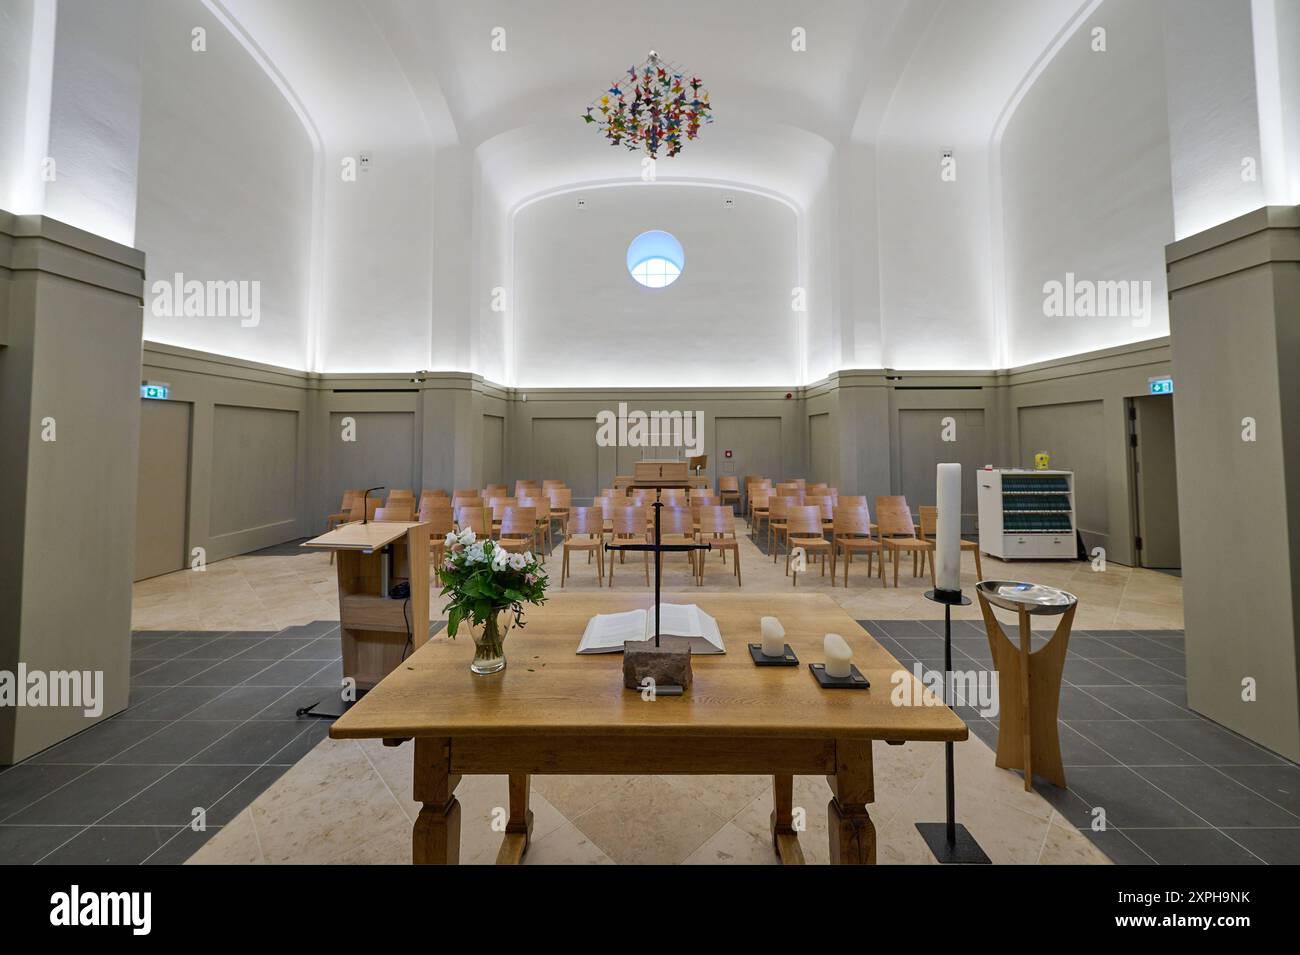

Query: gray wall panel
[715,416,784,484]
[481,413,505,486]
[134,399,191,579]
[1017,400,1107,546]
[808,412,833,485]
[327,410,416,496]
[897,407,987,527]
[211,405,299,537]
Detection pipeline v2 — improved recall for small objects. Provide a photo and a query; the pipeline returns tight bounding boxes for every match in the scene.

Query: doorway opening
[1126,394,1181,572]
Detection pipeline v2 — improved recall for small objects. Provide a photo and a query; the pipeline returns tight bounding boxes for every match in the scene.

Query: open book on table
[577,603,725,654]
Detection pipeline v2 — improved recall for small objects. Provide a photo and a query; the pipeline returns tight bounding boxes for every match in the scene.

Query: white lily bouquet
[436,528,548,674]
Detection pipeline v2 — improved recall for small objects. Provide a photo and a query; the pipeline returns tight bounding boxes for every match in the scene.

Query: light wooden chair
[876,495,929,587]
[348,495,381,522]
[452,488,478,498]
[488,497,517,535]
[697,506,741,587]
[718,476,741,512]
[417,489,448,512]
[374,504,413,522]
[744,479,771,513]
[455,505,492,539]
[661,488,688,507]
[807,483,829,498]
[482,484,508,501]
[515,480,540,498]
[613,475,633,493]
[519,495,553,560]
[658,506,700,578]
[326,489,359,533]
[776,482,801,501]
[496,506,536,556]
[386,489,415,509]
[768,496,798,561]
[832,506,882,588]
[786,506,831,585]
[608,505,650,587]
[918,505,983,584]
[806,495,835,534]
[749,491,771,540]
[452,498,484,526]
[420,503,454,570]
[325,489,361,565]
[547,487,572,537]
[593,495,618,543]
[560,506,604,587]
[542,479,566,492]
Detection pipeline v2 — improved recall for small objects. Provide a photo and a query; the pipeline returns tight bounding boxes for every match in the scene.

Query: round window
[626,230,683,288]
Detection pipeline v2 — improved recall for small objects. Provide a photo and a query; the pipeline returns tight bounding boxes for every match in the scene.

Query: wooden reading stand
[302,521,431,695]
[633,459,692,490]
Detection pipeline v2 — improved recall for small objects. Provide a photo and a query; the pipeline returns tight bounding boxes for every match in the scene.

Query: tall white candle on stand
[935,463,962,593]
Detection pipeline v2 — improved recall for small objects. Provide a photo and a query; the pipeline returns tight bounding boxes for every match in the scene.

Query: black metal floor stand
[915,588,992,864]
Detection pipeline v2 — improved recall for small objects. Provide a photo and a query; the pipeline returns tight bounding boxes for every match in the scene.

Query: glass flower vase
[471,610,508,675]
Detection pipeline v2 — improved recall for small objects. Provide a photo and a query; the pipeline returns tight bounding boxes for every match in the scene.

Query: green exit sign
[140,382,170,400]
[1148,376,1173,395]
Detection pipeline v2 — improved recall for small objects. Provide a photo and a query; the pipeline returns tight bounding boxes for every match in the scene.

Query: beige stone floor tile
[731,774,834,865]
[682,822,779,865]
[1037,813,1113,864]
[873,813,941,864]
[657,773,770,822]
[251,769,409,864]
[186,808,264,864]
[522,821,615,865]
[325,829,409,865]
[570,774,726,865]
[531,774,647,819]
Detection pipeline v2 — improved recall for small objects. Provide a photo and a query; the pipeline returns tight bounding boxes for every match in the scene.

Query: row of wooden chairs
[767,497,982,588]
[326,481,577,570]
[558,504,742,589]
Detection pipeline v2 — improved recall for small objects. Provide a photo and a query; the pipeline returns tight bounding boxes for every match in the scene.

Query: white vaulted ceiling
[166,0,1132,378]
[214,0,1093,215]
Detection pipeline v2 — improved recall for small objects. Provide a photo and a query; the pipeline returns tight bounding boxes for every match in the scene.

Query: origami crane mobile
[582,50,713,158]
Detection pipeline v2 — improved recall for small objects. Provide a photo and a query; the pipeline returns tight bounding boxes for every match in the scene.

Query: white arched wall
[997,0,1174,367]
[510,182,801,387]
[135,0,317,368]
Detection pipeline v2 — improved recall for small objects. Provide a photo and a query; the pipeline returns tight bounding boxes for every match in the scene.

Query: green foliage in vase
[437,528,549,637]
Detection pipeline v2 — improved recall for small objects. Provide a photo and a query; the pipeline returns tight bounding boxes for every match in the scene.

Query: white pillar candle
[760,616,786,656]
[824,633,852,678]
[935,462,962,593]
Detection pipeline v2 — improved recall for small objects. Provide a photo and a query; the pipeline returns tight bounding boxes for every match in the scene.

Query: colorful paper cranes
[582,50,713,159]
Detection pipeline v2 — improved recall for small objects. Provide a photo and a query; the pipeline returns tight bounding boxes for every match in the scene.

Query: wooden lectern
[633,459,691,489]
[302,521,431,693]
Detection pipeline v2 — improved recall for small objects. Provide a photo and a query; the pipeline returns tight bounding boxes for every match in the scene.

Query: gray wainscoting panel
[327,410,416,495]
[134,398,192,580]
[482,413,505,486]
[808,412,833,485]
[1017,400,1107,546]
[210,405,299,537]
[897,408,987,527]
[715,416,784,483]
[531,417,598,497]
